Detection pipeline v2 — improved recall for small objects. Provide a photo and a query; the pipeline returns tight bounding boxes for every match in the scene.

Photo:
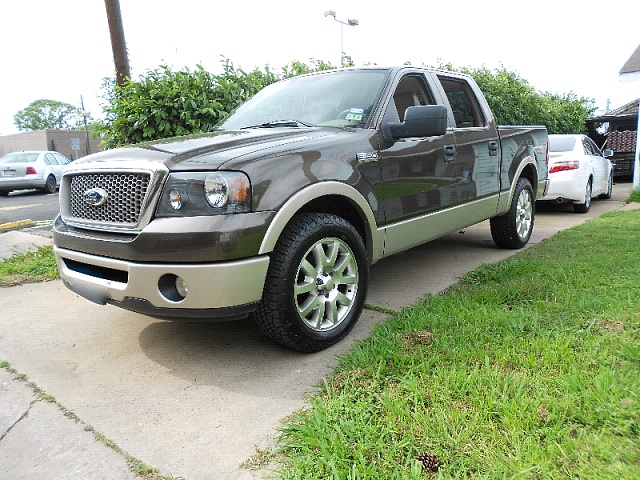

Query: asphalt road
[0,189,60,227]
[0,181,635,479]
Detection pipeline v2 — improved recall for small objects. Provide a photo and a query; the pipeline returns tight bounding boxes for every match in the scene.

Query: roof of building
[588,98,639,122]
[620,43,640,74]
[606,129,637,153]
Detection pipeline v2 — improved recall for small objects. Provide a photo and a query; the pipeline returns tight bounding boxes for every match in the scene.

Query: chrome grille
[69,173,150,224]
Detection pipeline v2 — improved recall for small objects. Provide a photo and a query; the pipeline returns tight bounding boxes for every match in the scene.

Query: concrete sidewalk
[0,183,637,479]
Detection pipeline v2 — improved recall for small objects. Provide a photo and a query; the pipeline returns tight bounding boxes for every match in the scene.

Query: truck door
[435,74,501,215]
[377,73,458,225]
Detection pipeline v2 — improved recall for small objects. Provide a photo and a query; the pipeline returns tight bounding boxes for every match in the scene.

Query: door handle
[488,141,499,156]
[444,144,456,162]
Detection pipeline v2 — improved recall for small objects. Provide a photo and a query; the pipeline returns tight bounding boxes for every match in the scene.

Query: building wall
[0,129,103,160]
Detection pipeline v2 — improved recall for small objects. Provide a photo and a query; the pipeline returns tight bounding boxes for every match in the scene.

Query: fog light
[158,274,187,302]
[175,276,188,297]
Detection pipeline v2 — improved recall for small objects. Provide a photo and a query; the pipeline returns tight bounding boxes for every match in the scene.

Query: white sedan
[0,151,70,196]
[539,134,614,213]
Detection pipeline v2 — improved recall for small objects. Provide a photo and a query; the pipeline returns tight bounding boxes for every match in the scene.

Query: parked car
[0,151,70,196]
[538,134,613,213]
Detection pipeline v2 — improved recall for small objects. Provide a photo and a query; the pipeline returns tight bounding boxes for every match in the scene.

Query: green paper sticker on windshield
[346,107,365,121]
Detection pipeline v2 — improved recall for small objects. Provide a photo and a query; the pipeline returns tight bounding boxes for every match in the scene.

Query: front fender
[258,181,383,263]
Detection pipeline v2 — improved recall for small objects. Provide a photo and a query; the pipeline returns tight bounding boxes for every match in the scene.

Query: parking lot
[0,182,634,479]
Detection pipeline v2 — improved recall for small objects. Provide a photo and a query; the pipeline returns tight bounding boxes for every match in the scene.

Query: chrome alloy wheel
[294,236,359,332]
[515,187,533,241]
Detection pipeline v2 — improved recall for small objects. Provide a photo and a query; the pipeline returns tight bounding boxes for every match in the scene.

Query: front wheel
[490,177,534,249]
[255,213,368,352]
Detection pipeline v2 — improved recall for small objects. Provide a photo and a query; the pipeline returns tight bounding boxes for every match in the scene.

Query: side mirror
[602,149,614,158]
[382,105,448,143]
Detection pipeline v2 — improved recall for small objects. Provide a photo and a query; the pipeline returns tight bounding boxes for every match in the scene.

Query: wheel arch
[258,182,382,264]
[499,154,539,214]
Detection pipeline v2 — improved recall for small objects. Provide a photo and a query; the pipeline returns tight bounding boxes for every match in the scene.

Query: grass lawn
[274,209,640,479]
[0,245,57,287]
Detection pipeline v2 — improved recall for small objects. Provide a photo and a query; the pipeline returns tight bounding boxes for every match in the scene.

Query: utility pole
[80,96,90,156]
[104,0,130,87]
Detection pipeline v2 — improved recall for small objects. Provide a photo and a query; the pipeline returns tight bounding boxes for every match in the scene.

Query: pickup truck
[53,66,548,352]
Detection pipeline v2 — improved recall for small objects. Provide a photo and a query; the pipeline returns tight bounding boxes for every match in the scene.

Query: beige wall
[0,129,103,160]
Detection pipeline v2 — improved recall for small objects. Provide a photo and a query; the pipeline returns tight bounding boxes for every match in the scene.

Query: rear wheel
[490,177,534,249]
[255,213,368,352]
[42,175,56,194]
[573,179,592,213]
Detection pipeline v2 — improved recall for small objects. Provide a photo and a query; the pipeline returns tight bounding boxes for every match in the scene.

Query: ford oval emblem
[83,188,108,206]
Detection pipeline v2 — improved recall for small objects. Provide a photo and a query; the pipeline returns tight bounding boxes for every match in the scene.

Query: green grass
[275,210,640,479]
[628,187,640,204]
[0,245,58,287]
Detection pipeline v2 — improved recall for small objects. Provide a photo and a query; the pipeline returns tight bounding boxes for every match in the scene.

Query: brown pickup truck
[53,66,549,351]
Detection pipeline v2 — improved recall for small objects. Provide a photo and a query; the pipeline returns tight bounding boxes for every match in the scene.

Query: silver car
[0,151,70,196]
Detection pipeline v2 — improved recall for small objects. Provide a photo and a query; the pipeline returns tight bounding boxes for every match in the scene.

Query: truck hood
[71,128,341,171]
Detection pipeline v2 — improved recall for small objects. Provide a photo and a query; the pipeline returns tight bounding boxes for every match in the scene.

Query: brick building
[0,129,103,160]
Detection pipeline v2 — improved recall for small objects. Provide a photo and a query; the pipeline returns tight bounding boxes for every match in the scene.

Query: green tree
[13,99,85,131]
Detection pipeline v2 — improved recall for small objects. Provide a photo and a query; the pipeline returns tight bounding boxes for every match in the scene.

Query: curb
[0,219,35,232]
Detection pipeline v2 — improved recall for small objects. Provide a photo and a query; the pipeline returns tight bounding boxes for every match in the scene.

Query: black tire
[598,172,613,200]
[0,190,10,197]
[490,177,535,249]
[573,179,592,213]
[43,175,56,194]
[255,213,368,352]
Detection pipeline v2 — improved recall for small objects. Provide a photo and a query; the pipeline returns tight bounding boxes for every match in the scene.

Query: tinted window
[549,136,576,152]
[584,138,602,156]
[438,76,486,127]
[390,75,434,122]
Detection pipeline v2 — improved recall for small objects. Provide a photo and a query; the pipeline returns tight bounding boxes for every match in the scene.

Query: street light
[324,10,358,66]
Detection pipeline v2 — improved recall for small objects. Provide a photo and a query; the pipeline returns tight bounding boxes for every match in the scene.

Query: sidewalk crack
[0,400,36,442]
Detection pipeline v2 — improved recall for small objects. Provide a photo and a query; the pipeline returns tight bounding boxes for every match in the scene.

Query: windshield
[218,69,388,131]
[549,136,576,152]
[0,152,39,164]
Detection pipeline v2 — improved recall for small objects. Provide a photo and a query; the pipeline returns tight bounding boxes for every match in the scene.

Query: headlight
[156,171,251,217]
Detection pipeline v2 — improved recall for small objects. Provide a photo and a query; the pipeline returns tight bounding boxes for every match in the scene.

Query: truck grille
[69,173,151,224]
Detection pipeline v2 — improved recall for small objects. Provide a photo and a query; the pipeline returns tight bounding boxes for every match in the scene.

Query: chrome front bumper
[54,246,269,316]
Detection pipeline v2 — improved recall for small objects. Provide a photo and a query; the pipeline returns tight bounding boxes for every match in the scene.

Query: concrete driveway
[0,182,634,479]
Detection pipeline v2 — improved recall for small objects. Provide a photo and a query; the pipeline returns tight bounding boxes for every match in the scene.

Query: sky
[1,0,638,136]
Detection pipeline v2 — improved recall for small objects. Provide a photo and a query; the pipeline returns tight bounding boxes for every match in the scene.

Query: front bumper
[54,246,270,319]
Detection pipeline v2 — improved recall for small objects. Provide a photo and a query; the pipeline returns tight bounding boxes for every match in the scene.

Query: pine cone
[417,451,439,472]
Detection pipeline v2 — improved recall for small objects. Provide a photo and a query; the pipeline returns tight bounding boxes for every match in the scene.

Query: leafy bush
[96,57,596,148]
[96,59,279,148]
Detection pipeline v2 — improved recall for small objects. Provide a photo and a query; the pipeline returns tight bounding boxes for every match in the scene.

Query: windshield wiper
[240,119,316,129]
